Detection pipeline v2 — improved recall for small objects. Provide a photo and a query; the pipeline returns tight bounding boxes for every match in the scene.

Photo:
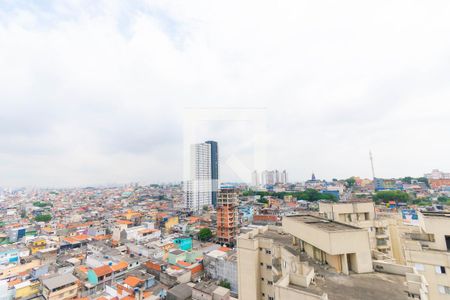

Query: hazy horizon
[1,1,449,187]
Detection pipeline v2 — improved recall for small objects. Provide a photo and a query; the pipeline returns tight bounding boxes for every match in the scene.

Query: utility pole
[369,150,376,179]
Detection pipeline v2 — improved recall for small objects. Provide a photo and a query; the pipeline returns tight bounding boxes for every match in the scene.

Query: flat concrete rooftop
[422,211,450,218]
[255,228,292,246]
[285,215,362,232]
[289,252,409,300]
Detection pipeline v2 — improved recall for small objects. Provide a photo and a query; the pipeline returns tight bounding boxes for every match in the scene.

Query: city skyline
[1,2,450,300]
[1,1,450,187]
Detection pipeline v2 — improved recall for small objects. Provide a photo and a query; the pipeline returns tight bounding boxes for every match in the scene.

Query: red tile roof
[93,265,113,277]
[177,261,191,267]
[123,276,143,287]
[111,261,128,271]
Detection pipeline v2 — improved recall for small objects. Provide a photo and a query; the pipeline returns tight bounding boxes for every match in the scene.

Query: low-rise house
[160,266,191,288]
[29,238,47,254]
[13,279,40,299]
[204,249,238,294]
[41,273,79,300]
[166,283,192,300]
[87,265,114,293]
[192,282,230,300]
[0,246,20,265]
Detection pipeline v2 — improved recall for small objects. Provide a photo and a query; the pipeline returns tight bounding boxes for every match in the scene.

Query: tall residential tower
[184,143,212,212]
[206,140,219,207]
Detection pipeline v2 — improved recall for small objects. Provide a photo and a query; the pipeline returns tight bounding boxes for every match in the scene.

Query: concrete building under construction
[216,187,239,245]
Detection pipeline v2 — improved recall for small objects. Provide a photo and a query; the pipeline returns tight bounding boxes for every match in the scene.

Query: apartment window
[266,265,272,270]
[414,263,424,271]
[265,249,271,254]
[267,281,273,285]
[261,277,264,281]
[438,285,450,295]
[268,297,274,300]
[260,262,263,266]
[446,235,450,251]
[435,266,446,274]
[259,247,263,251]
[262,293,265,297]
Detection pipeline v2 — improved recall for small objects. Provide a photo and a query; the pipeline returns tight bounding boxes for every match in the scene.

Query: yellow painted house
[14,280,40,299]
[164,216,179,230]
[30,239,46,254]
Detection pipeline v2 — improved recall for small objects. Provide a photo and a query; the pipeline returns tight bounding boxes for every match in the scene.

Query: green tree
[437,196,450,204]
[345,177,356,187]
[242,189,336,202]
[33,201,51,207]
[198,228,212,241]
[219,279,231,289]
[417,177,430,188]
[35,214,52,222]
[373,191,410,204]
[257,198,268,204]
[401,177,413,184]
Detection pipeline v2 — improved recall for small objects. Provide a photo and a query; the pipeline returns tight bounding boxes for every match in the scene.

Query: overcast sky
[1,0,450,188]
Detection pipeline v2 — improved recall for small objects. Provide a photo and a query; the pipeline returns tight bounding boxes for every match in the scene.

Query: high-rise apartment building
[259,170,287,186]
[237,217,416,300]
[404,211,450,300]
[184,143,212,212]
[206,141,219,207]
[216,187,239,245]
[251,170,259,187]
[261,170,275,186]
[281,170,288,184]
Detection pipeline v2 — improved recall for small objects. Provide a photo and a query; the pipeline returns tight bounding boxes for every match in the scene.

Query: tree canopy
[219,279,231,289]
[33,201,51,207]
[437,196,450,204]
[35,214,52,222]
[345,177,356,187]
[372,191,410,203]
[198,228,212,241]
[242,189,336,202]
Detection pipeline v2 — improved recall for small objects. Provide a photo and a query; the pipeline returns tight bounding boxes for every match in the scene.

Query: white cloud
[0,0,449,187]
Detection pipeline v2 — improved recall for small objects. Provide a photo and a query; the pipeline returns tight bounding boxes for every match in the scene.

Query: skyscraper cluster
[251,169,288,186]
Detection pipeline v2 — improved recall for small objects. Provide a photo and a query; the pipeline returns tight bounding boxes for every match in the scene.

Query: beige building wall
[237,230,261,300]
[319,202,375,223]
[274,275,328,300]
[283,215,373,274]
[43,284,78,300]
[404,212,450,300]
[237,226,327,300]
[388,217,420,265]
[319,202,394,256]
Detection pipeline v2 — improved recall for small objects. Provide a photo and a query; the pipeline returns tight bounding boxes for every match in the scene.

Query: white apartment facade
[425,169,450,180]
[184,143,212,211]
